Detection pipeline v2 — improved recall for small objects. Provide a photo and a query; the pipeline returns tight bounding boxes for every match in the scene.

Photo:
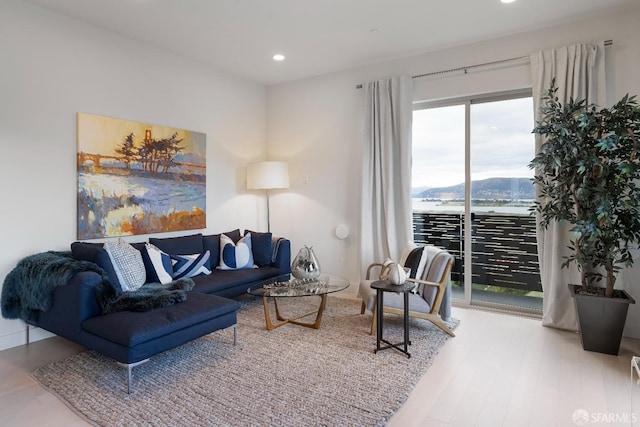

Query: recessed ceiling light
[501,0,516,3]
[273,54,285,61]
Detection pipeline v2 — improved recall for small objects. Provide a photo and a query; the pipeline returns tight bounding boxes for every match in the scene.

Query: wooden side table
[371,280,415,358]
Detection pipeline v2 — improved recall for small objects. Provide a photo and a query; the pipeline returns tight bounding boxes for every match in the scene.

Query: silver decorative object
[291,245,321,279]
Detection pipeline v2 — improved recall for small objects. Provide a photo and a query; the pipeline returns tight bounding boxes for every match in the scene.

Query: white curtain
[531,42,606,330]
[360,76,413,273]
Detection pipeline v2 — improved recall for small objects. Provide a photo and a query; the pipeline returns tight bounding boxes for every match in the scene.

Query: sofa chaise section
[24,232,292,392]
[34,269,240,393]
[82,292,239,393]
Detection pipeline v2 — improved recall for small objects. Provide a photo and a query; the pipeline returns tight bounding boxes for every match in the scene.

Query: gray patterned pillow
[104,238,146,292]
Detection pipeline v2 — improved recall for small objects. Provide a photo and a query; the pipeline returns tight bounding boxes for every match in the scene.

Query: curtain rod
[355,39,613,89]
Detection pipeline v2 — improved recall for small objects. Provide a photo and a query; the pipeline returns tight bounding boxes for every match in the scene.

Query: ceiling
[21,0,634,85]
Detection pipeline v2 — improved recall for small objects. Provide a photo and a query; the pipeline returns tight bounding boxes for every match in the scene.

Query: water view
[78,171,206,239]
[412,199,533,215]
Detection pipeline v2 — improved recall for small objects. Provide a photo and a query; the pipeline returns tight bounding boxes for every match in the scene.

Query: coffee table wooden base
[262,294,328,330]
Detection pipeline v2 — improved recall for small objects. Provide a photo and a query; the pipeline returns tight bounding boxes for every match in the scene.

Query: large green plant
[530,82,640,298]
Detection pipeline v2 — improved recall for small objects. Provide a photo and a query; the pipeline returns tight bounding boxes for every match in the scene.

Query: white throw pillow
[218,233,255,270]
[103,238,146,292]
[144,243,174,285]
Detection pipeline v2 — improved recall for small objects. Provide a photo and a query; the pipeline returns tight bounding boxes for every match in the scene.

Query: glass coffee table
[247,275,350,330]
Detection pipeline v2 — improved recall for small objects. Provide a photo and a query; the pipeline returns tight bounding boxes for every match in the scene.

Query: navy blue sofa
[33,231,291,392]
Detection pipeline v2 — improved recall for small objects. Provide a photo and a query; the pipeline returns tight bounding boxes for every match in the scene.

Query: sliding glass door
[412,90,541,312]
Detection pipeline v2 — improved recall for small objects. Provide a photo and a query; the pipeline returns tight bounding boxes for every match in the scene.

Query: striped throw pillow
[171,250,212,279]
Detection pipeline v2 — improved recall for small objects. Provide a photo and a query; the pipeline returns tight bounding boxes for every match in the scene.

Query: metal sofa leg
[224,324,238,346]
[118,359,149,394]
[115,324,238,394]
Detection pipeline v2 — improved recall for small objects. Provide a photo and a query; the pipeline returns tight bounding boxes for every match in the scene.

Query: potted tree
[530,81,640,355]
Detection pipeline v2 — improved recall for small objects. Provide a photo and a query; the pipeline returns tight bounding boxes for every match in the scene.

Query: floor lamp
[246,161,289,232]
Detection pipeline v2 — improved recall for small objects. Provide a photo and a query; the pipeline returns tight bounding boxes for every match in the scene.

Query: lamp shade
[246,161,289,190]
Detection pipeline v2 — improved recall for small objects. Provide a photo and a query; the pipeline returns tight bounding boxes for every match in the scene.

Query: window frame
[412,88,535,308]
[413,88,533,111]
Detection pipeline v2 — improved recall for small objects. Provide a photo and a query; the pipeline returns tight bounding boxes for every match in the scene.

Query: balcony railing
[412,211,542,294]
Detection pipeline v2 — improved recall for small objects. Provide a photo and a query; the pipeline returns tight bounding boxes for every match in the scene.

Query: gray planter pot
[569,284,636,355]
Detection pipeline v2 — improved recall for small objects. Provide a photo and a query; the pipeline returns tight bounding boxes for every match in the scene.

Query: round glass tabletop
[247,274,350,298]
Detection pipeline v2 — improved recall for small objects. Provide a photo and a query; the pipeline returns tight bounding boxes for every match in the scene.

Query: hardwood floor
[389,307,640,427]
[0,336,87,426]
[1,305,639,426]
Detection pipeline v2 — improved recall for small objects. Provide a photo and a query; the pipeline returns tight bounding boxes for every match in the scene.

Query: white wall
[0,0,267,350]
[266,4,640,336]
[3,2,640,351]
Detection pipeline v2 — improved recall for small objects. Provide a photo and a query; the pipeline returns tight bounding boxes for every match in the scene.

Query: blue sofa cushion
[149,233,204,255]
[191,267,281,294]
[245,230,273,267]
[81,309,238,364]
[95,250,124,293]
[71,242,124,293]
[70,241,102,263]
[202,235,220,270]
[223,229,242,243]
[82,293,239,348]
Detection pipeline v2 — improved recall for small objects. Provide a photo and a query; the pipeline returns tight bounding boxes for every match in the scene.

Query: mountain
[411,186,431,196]
[415,177,534,199]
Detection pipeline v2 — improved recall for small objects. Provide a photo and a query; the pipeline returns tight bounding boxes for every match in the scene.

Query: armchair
[358,245,455,337]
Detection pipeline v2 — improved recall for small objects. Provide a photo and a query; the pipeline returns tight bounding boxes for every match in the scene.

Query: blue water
[79,172,206,215]
[412,199,532,215]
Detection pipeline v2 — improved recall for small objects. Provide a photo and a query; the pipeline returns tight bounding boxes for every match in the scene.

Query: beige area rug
[32,296,458,427]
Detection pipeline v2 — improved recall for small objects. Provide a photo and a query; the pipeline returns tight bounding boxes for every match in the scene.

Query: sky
[412,97,535,189]
[77,113,206,160]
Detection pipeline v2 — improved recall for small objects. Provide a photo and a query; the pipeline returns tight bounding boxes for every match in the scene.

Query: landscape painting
[77,113,206,239]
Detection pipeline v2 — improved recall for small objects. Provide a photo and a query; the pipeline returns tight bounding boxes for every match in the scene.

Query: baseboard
[0,326,54,351]
[0,329,27,351]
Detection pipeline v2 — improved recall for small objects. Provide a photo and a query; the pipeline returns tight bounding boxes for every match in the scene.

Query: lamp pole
[265,189,272,233]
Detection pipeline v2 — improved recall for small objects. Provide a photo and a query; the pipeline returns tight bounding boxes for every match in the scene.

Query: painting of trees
[138,132,185,173]
[76,113,206,239]
[115,132,136,169]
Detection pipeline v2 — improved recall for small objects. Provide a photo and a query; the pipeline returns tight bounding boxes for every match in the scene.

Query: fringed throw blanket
[95,278,194,314]
[1,251,197,323]
[1,251,108,324]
